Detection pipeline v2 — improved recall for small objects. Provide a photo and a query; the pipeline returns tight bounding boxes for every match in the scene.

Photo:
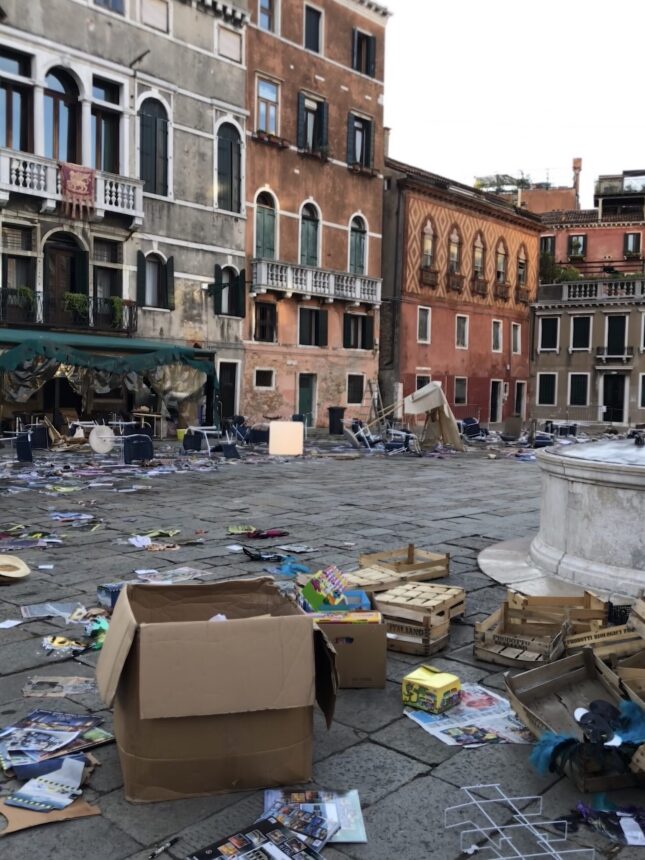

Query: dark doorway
[43,232,89,326]
[514,381,526,418]
[603,374,625,422]
[606,315,626,356]
[43,377,83,418]
[218,362,238,421]
[298,374,316,426]
[490,380,502,424]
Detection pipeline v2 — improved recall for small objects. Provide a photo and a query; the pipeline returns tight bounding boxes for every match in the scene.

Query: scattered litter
[402,665,461,715]
[264,558,311,577]
[128,535,152,548]
[23,677,97,698]
[6,755,85,811]
[0,554,30,582]
[21,602,86,622]
[185,816,327,859]
[135,568,199,584]
[263,789,367,843]
[571,797,645,846]
[38,565,55,571]
[0,797,100,835]
[227,525,256,535]
[0,619,23,629]
[243,547,285,562]
[226,544,244,553]
[245,528,289,539]
[276,544,317,554]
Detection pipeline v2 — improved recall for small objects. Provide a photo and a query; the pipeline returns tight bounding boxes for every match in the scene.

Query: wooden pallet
[373,583,465,625]
[357,544,449,579]
[565,625,645,661]
[474,605,566,668]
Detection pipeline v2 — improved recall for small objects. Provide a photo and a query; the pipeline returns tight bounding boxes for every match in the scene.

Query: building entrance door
[43,232,88,326]
[490,380,502,423]
[218,362,238,421]
[298,374,316,426]
[603,373,625,423]
[514,381,526,419]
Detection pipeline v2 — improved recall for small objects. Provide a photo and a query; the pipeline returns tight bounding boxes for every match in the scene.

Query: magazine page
[186,817,325,860]
[263,789,367,843]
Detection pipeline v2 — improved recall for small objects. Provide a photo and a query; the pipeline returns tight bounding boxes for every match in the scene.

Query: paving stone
[0,813,141,858]
[313,709,366,762]
[371,715,460,766]
[332,682,405,733]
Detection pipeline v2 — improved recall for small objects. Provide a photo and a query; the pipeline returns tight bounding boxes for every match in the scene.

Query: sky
[383,0,645,208]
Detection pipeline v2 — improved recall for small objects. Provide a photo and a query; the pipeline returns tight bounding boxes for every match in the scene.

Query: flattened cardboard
[316,620,386,688]
[0,798,100,835]
[269,420,304,456]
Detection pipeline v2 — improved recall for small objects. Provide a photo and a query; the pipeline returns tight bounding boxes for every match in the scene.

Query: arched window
[473,234,485,277]
[139,99,168,196]
[349,215,366,275]
[300,203,319,266]
[517,246,527,286]
[422,220,434,268]
[217,123,241,212]
[496,241,507,284]
[448,227,461,274]
[44,69,80,163]
[255,191,276,260]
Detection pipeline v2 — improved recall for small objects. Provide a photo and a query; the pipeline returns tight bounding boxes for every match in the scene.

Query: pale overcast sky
[383,0,644,208]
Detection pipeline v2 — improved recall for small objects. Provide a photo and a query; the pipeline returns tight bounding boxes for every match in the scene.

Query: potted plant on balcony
[63,291,89,325]
[4,286,35,323]
[109,296,124,329]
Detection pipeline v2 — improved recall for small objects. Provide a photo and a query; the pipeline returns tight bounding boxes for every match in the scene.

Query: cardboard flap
[95,587,138,706]
[138,615,315,719]
[314,628,338,728]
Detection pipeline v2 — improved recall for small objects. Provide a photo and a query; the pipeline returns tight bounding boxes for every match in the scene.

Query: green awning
[0,330,216,375]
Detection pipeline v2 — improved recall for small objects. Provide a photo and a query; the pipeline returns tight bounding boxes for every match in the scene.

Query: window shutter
[319,309,328,347]
[213,264,223,314]
[351,28,359,70]
[76,249,89,296]
[217,137,231,210]
[140,114,155,191]
[235,268,246,318]
[231,137,241,214]
[318,101,329,149]
[367,36,376,77]
[165,255,175,310]
[155,116,168,196]
[364,315,374,349]
[624,234,629,256]
[368,119,375,167]
[297,93,306,150]
[265,208,275,259]
[346,113,355,165]
[136,251,146,305]
[343,314,352,348]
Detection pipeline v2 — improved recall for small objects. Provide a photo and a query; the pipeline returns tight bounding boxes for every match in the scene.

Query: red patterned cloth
[60,163,95,218]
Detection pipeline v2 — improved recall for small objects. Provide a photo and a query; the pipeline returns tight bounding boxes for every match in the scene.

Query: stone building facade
[242,0,388,428]
[381,158,542,427]
[0,0,247,424]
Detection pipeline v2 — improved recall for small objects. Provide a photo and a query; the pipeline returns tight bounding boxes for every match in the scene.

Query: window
[139,98,168,196]
[571,315,591,350]
[495,241,507,284]
[537,373,557,406]
[454,377,467,405]
[517,247,527,286]
[625,232,641,257]
[492,320,502,352]
[217,123,241,212]
[343,313,374,349]
[259,0,275,31]
[212,265,245,317]
[92,79,120,173]
[93,238,121,263]
[416,375,431,390]
[422,221,434,268]
[347,374,364,405]
[473,234,485,277]
[448,228,461,274]
[255,192,276,260]
[304,6,322,53]
[141,0,169,31]
[219,28,242,62]
[456,314,468,348]
[254,302,277,342]
[569,374,589,406]
[347,113,373,167]
[254,369,275,389]
[300,203,319,266]
[136,251,174,310]
[540,236,555,256]
[539,316,559,351]
[512,322,521,354]
[2,225,35,298]
[94,0,125,12]
[349,216,366,275]
[299,307,328,347]
[641,375,645,409]
[297,93,328,153]
[352,29,376,76]
[94,265,121,301]
[568,234,586,258]
[44,69,80,163]
[417,306,431,343]
[257,79,279,135]
[0,48,32,153]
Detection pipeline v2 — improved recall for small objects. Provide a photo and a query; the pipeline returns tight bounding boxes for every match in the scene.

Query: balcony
[0,149,144,228]
[0,289,137,334]
[471,277,488,297]
[538,279,645,303]
[516,286,530,304]
[595,345,634,364]
[252,259,381,305]
[420,266,438,287]
[494,282,510,300]
[446,272,464,293]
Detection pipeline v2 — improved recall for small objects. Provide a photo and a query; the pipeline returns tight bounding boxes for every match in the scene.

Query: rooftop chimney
[384,127,391,158]
[573,157,582,209]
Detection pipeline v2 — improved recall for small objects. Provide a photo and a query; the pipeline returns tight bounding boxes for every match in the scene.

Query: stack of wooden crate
[373,582,465,655]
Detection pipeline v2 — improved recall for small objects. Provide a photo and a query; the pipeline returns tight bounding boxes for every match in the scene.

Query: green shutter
[297,93,306,150]
[367,119,375,168]
[213,264,223,314]
[155,116,168,196]
[367,36,376,77]
[235,268,246,318]
[318,101,329,149]
[346,113,355,165]
[140,113,155,192]
[343,314,352,348]
[318,309,328,347]
[351,28,359,70]
[136,251,146,306]
[165,255,175,310]
[256,206,275,260]
[364,315,374,349]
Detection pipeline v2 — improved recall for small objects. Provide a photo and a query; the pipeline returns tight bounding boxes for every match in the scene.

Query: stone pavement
[0,450,640,859]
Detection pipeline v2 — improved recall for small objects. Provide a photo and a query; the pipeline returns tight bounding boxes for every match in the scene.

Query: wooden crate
[506,591,607,634]
[565,625,645,662]
[474,605,566,668]
[373,583,465,625]
[385,616,449,656]
[357,544,448,580]
[628,598,645,639]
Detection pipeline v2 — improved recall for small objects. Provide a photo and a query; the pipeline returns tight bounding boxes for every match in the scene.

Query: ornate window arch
[517,244,527,286]
[349,214,366,275]
[421,219,435,268]
[139,98,169,196]
[299,201,320,266]
[448,225,462,274]
[473,232,486,278]
[255,190,277,260]
[495,239,508,284]
[44,68,81,163]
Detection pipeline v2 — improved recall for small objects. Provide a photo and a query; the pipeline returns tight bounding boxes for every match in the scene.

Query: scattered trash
[276,544,317,554]
[263,789,367,843]
[0,797,100,835]
[402,665,461,714]
[21,602,86,622]
[23,677,97,698]
[0,554,30,582]
[185,816,327,859]
[0,619,23,629]
[242,547,285,563]
[6,755,85,811]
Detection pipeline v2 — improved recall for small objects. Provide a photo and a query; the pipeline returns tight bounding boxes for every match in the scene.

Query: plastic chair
[123,434,154,464]
[292,414,308,440]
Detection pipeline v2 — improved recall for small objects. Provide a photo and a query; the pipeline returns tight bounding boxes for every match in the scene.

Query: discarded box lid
[97,578,335,722]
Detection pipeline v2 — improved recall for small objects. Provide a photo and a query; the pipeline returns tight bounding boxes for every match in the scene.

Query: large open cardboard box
[96,579,336,802]
[315,618,386,688]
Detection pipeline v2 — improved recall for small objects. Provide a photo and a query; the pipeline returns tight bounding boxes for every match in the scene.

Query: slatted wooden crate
[628,598,645,639]
[474,604,567,668]
[506,591,607,634]
[373,583,464,656]
[357,544,448,582]
[565,625,645,662]
[384,619,449,656]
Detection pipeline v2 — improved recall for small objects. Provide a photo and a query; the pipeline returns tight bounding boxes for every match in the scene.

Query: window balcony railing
[471,276,488,296]
[537,279,645,303]
[446,272,464,293]
[0,149,144,228]
[595,345,634,363]
[252,259,381,305]
[516,286,530,304]
[494,282,510,300]
[420,266,438,287]
[0,289,137,334]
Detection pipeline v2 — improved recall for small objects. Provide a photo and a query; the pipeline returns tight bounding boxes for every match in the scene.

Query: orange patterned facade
[380,158,543,426]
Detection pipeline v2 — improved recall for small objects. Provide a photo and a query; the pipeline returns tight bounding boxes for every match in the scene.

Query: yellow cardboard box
[401,665,461,714]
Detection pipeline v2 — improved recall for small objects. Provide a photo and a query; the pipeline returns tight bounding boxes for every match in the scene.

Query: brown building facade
[241,0,388,428]
[381,159,542,427]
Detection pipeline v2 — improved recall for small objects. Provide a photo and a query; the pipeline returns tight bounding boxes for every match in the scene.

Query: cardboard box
[96,579,336,802]
[402,665,461,714]
[315,617,386,688]
[506,649,641,792]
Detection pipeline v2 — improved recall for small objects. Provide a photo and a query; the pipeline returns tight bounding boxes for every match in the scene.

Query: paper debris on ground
[260,802,340,852]
[185,816,325,859]
[405,683,533,746]
[20,602,85,621]
[0,797,100,835]
[23,677,97,698]
[0,619,23,629]
[263,789,367,843]
[6,755,84,811]
[277,544,317,554]
[3,729,80,753]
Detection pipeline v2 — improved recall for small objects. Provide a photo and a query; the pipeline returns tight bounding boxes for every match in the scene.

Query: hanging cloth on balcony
[59,163,95,219]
